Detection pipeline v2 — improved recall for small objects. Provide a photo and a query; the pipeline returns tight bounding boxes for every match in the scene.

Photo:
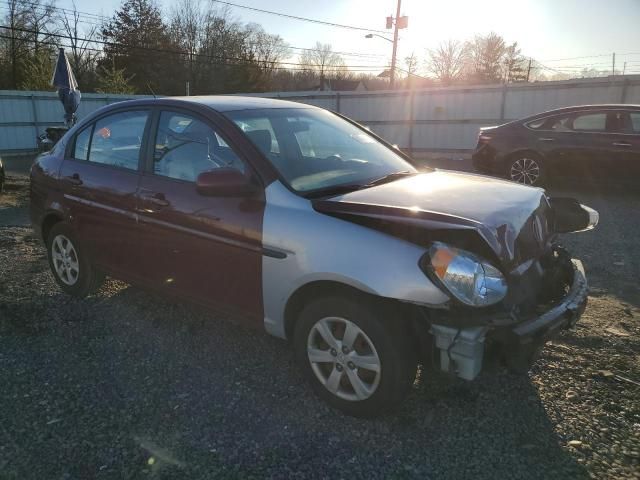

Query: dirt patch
[0,174,30,226]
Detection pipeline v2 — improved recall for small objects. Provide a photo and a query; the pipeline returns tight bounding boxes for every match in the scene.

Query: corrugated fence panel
[0,126,36,150]
[0,91,147,152]
[413,88,503,121]
[340,93,412,122]
[2,77,639,155]
[0,98,33,123]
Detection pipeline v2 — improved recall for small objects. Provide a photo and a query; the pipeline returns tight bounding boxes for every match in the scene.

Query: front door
[135,109,265,324]
[59,109,150,276]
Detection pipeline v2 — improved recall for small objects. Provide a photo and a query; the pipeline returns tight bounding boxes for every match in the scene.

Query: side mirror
[549,197,599,233]
[196,168,258,196]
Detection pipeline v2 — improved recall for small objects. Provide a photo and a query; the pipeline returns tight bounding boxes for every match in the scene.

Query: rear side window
[629,113,640,133]
[73,126,91,160]
[88,110,149,170]
[572,112,607,132]
[526,115,572,132]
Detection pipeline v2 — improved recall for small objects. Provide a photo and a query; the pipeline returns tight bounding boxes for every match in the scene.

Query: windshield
[224,108,417,195]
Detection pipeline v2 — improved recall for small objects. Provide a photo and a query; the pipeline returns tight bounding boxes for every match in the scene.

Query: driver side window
[153,111,245,182]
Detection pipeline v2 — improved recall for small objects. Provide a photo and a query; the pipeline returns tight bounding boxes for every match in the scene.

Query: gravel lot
[0,172,639,480]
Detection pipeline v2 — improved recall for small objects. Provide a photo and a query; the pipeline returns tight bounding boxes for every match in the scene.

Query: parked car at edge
[30,97,598,417]
[472,104,640,185]
[0,156,4,193]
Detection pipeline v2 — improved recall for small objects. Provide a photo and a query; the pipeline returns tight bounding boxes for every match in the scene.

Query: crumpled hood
[313,170,553,269]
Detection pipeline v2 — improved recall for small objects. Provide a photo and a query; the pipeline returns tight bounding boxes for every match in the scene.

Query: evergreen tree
[100,0,179,94]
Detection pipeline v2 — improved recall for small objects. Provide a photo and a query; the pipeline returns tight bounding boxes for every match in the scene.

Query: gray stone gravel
[0,175,639,479]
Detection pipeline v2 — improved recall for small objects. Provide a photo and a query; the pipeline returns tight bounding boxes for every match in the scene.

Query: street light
[365,33,393,43]
[364,0,408,89]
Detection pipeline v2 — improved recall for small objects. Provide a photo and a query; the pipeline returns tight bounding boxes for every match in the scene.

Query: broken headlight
[422,242,507,307]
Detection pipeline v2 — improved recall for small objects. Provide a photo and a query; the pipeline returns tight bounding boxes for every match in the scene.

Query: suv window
[73,125,91,160]
[572,112,607,132]
[153,111,245,182]
[88,110,149,170]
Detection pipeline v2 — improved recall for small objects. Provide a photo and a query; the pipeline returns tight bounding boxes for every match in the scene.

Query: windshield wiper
[304,171,418,199]
[304,183,366,198]
[363,170,416,188]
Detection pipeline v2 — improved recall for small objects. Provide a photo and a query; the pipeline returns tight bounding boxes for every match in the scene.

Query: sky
[58,0,640,76]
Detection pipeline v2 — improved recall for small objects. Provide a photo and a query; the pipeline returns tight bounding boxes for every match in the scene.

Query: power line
[0,24,390,69]
[539,51,640,62]
[0,2,387,60]
[0,29,388,73]
[210,0,388,34]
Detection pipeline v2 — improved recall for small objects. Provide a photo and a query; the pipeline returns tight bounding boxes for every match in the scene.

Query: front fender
[261,182,449,339]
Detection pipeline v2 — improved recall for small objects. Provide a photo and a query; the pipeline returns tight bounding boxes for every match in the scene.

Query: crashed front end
[313,173,598,380]
[420,198,596,380]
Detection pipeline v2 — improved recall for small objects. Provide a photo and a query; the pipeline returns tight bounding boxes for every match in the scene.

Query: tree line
[0,0,607,95]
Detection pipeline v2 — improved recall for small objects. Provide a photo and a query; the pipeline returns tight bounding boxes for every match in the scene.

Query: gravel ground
[0,174,639,480]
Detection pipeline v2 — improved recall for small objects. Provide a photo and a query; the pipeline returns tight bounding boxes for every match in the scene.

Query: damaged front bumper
[429,253,588,380]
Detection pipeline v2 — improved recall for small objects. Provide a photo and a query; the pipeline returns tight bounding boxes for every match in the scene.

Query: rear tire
[46,222,104,297]
[293,295,417,418]
[506,153,545,186]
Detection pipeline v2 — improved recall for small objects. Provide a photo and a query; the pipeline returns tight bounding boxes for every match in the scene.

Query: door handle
[612,142,632,147]
[65,173,82,186]
[538,137,555,142]
[140,191,170,207]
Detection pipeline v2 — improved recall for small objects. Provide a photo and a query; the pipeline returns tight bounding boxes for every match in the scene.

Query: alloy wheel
[51,234,80,286]
[510,157,541,185]
[307,316,381,401]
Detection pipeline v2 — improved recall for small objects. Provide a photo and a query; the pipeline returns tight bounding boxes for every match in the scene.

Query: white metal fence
[1,75,639,156]
[0,91,148,155]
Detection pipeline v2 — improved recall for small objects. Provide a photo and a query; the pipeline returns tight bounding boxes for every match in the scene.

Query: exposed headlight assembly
[422,242,507,307]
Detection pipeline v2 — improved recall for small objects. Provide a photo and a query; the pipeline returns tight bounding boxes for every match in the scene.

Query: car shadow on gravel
[0,282,590,479]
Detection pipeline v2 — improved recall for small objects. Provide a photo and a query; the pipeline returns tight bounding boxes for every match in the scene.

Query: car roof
[525,104,640,120]
[105,95,317,113]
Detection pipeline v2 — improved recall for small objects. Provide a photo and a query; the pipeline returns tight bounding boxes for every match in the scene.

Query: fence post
[620,78,628,103]
[408,91,415,158]
[499,84,508,121]
[30,94,39,149]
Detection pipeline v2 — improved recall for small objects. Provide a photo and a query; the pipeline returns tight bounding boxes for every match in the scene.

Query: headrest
[246,129,272,154]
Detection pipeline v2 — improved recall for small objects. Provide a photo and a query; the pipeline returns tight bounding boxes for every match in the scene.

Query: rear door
[567,110,621,179]
[613,110,640,179]
[60,109,150,277]
[135,108,265,324]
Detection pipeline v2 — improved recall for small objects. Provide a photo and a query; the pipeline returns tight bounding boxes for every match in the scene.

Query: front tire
[47,222,104,297]
[506,153,544,186]
[293,295,417,417]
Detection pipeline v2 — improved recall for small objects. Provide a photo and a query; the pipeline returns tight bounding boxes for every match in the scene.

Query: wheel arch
[282,279,423,346]
[41,211,64,242]
[504,148,546,164]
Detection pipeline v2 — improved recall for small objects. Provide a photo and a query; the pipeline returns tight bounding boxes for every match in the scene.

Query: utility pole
[623,61,627,76]
[390,0,402,89]
[526,58,533,82]
[612,52,616,77]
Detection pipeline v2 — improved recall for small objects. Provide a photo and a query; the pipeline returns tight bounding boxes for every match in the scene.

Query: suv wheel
[47,222,104,297]
[507,153,544,186]
[294,295,417,417]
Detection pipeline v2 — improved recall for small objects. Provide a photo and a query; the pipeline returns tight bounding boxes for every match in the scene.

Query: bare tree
[244,23,288,73]
[426,40,467,85]
[403,52,419,88]
[59,1,100,88]
[1,0,59,89]
[169,0,206,92]
[298,42,345,88]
